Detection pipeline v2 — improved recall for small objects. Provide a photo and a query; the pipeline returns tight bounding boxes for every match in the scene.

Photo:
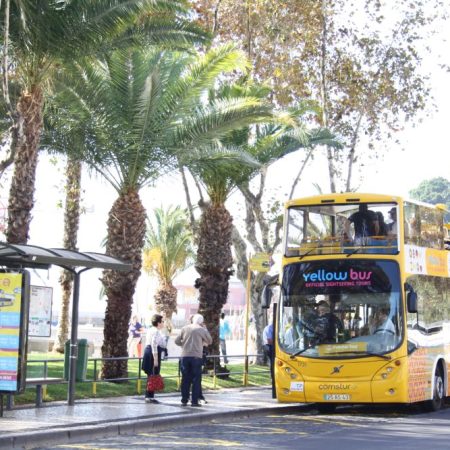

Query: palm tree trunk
[101,189,146,380]
[154,281,177,334]
[250,272,268,365]
[6,86,44,244]
[54,157,82,353]
[195,203,233,363]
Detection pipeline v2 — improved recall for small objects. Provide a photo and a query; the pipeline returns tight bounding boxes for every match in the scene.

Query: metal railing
[87,353,269,394]
[7,352,269,408]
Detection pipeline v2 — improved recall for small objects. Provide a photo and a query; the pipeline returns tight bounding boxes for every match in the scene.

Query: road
[35,403,450,450]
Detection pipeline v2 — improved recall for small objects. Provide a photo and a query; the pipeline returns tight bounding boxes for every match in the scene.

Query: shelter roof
[0,242,131,271]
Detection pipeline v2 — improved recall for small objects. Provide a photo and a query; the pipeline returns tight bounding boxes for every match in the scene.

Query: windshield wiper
[290,343,317,358]
[346,248,361,257]
[332,350,391,360]
[299,248,316,260]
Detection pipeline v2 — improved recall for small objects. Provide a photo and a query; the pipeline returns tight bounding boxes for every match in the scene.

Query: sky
[1,4,449,317]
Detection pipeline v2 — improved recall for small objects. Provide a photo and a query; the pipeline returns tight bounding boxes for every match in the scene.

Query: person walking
[142,314,167,404]
[219,312,231,364]
[128,315,144,358]
[175,313,212,407]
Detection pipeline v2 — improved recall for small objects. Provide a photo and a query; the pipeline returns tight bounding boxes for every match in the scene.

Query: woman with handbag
[142,314,167,404]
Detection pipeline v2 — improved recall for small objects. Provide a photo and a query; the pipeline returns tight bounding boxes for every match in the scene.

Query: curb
[0,404,305,450]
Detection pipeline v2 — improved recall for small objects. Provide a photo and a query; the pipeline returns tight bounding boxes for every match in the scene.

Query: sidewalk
[0,387,303,450]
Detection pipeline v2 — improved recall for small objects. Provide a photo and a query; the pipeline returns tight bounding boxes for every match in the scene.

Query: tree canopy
[192,0,442,191]
[409,177,450,221]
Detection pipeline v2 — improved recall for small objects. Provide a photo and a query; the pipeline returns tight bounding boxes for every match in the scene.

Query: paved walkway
[0,387,303,449]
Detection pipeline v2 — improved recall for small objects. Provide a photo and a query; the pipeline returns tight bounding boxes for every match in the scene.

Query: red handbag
[147,374,164,392]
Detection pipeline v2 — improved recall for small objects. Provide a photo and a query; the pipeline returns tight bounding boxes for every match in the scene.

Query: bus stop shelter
[0,242,132,405]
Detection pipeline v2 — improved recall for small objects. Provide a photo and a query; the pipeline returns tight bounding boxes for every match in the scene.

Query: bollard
[243,355,249,386]
[6,394,14,410]
[137,378,142,394]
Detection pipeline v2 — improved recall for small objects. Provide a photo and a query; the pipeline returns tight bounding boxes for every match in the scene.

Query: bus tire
[316,403,337,414]
[425,367,445,412]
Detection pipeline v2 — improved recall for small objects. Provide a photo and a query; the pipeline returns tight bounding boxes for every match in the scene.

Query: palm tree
[1,0,206,244]
[41,91,97,353]
[16,0,207,355]
[143,206,194,333]
[183,84,342,362]
[183,145,261,362]
[235,119,342,363]
[59,44,272,379]
[55,156,83,353]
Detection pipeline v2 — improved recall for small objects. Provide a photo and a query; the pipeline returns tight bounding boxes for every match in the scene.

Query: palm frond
[143,205,194,283]
[171,97,272,148]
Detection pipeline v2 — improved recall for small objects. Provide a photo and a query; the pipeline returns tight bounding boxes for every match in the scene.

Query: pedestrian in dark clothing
[199,346,208,404]
[128,315,144,357]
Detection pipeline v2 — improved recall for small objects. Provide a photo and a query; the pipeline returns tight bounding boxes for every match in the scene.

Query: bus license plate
[323,394,351,401]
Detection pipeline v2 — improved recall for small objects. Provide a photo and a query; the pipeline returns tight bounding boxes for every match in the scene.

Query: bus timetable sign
[249,253,271,272]
[0,271,30,394]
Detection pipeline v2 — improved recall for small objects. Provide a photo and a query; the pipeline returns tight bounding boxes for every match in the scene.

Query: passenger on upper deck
[387,207,397,236]
[376,212,388,235]
[346,204,380,244]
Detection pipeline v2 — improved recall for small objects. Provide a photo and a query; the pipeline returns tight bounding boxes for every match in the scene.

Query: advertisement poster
[29,285,53,337]
[405,244,450,277]
[0,273,23,392]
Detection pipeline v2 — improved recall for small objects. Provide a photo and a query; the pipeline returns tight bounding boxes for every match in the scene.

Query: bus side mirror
[407,291,417,314]
[261,274,279,309]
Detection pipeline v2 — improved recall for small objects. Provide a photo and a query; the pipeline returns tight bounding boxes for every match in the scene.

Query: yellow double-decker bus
[263,193,450,412]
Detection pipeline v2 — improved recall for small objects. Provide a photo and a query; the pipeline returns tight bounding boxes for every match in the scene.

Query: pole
[243,262,252,386]
[67,267,90,406]
[68,270,80,406]
[271,302,277,399]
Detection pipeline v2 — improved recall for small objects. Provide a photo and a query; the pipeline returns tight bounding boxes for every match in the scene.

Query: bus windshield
[285,202,398,256]
[278,260,403,358]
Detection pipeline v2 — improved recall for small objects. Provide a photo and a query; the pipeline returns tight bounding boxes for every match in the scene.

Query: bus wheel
[316,403,337,414]
[425,368,445,412]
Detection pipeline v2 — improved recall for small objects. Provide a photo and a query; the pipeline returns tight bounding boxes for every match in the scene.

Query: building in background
[172,267,246,331]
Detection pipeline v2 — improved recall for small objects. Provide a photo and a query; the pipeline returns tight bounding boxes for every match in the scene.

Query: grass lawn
[16,355,271,406]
